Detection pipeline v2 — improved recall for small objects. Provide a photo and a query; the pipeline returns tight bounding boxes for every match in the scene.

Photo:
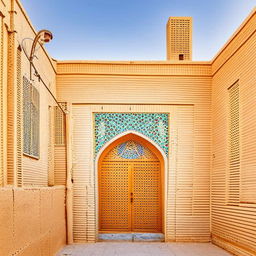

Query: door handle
[130,192,133,203]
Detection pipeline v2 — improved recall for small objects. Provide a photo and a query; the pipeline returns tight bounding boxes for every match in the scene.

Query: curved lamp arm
[29,29,53,62]
[22,29,65,114]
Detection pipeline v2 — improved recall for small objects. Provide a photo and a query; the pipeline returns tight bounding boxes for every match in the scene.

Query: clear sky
[20,0,255,61]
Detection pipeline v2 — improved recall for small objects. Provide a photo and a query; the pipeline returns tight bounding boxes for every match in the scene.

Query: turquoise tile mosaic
[117,141,145,159]
[94,113,169,155]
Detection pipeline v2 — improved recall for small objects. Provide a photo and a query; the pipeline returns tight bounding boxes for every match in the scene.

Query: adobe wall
[0,1,66,255]
[56,62,212,242]
[0,186,66,256]
[211,9,256,256]
[1,1,256,256]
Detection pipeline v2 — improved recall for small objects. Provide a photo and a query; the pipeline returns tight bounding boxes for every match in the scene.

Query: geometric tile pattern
[94,113,169,155]
[104,140,159,161]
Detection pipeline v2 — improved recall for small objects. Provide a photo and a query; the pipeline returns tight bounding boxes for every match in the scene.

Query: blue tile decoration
[117,141,144,159]
[94,113,169,155]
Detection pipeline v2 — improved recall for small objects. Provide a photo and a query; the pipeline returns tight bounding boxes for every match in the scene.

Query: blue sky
[20,0,255,61]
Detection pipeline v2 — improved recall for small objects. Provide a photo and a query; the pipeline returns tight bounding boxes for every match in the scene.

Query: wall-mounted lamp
[21,29,66,115]
[29,29,53,79]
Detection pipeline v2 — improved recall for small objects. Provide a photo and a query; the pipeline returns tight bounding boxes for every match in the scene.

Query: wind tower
[166,17,192,61]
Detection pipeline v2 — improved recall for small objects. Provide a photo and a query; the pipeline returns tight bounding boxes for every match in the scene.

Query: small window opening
[179,54,184,60]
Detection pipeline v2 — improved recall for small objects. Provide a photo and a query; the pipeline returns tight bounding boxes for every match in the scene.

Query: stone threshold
[98,233,165,242]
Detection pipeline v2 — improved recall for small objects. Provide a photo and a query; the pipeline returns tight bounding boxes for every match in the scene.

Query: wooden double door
[99,157,162,233]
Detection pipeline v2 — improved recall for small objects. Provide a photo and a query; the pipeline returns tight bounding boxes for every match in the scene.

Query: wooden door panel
[99,140,162,233]
[132,162,162,232]
[99,161,130,231]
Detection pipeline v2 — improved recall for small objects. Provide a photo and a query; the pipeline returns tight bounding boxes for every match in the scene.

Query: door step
[98,233,164,242]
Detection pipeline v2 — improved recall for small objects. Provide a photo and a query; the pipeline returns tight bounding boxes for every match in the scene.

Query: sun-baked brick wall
[0,1,66,255]
[56,61,212,243]
[211,9,256,256]
[0,187,66,256]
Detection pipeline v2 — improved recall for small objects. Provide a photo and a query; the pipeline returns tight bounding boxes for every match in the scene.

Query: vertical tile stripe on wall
[16,47,22,187]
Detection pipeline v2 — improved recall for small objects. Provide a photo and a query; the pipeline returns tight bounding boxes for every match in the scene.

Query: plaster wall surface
[0,186,66,256]
[0,1,256,256]
[0,0,58,187]
[14,0,57,187]
[56,62,212,243]
[0,1,66,256]
[211,9,256,256]
[0,0,10,187]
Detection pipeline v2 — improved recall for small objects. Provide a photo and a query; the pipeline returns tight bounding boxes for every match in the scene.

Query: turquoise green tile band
[94,113,169,156]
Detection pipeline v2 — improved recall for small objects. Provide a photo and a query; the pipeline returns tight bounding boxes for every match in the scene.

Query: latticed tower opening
[166,17,192,61]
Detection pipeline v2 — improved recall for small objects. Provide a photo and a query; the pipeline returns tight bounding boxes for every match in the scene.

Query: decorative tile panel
[104,140,159,161]
[94,113,169,155]
[117,141,144,159]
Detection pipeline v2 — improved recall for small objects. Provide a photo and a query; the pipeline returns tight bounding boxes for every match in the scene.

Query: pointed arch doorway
[98,133,164,233]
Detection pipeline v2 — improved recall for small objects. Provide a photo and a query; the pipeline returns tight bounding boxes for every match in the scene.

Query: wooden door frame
[95,131,168,240]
